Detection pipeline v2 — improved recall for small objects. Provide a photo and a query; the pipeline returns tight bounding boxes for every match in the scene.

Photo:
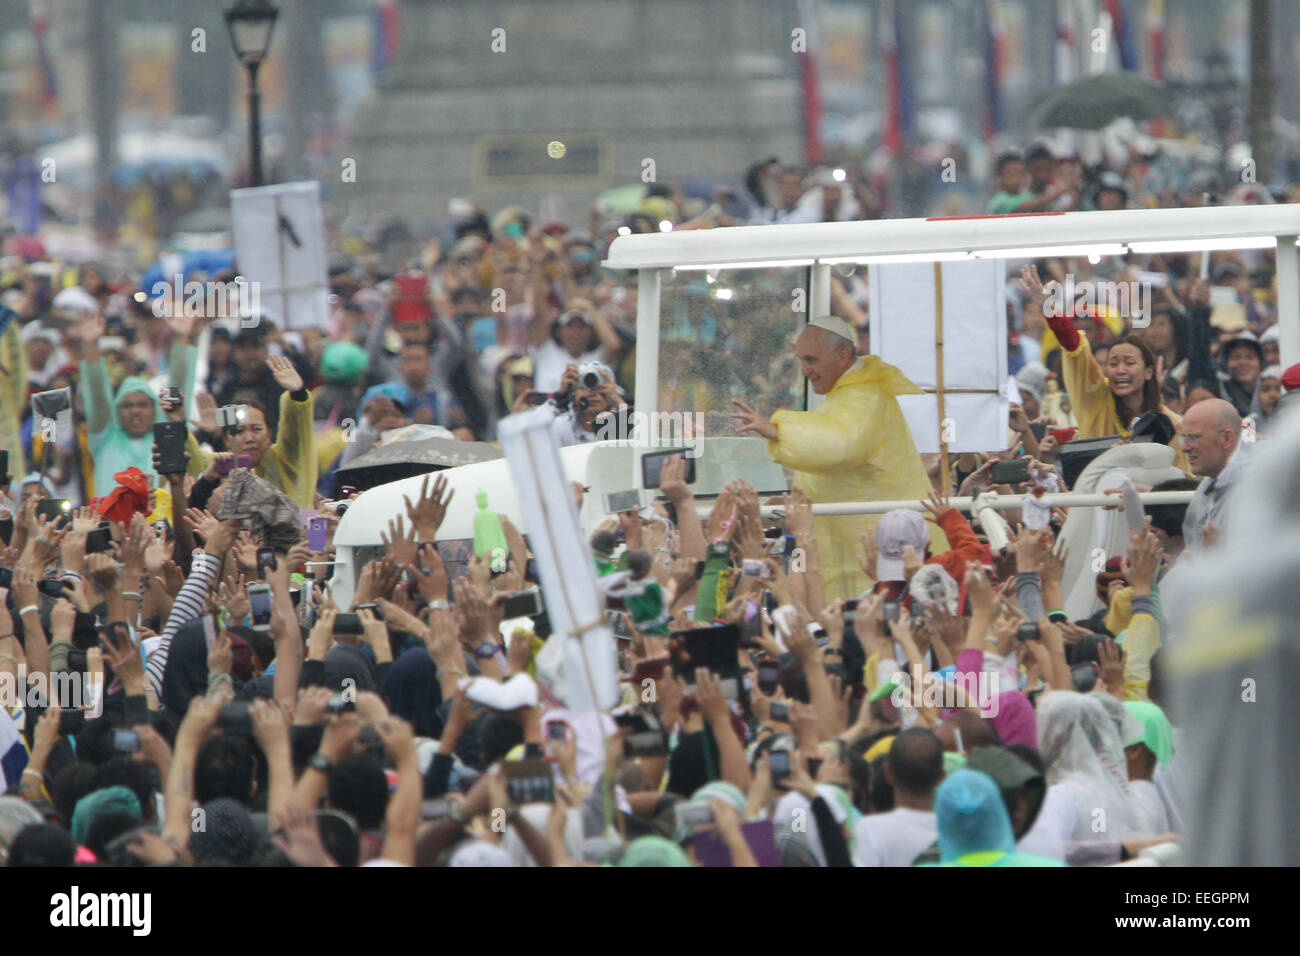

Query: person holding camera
[528,298,620,394]
[548,362,629,448]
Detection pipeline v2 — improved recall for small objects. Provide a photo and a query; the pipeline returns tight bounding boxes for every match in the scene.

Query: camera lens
[335,503,349,517]
[580,372,601,390]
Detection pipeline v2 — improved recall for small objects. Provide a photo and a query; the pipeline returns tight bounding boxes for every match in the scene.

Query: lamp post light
[224,0,279,187]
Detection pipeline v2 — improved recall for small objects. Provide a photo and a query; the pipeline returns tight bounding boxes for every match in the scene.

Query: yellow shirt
[1060,334,1190,474]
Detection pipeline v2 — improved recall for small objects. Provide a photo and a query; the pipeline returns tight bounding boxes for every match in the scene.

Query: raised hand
[267,354,304,393]
[380,514,419,568]
[730,399,778,440]
[403,472,454,541]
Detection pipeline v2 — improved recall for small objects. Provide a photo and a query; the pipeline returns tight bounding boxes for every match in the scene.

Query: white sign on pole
[229,181,328,331]
[868,259,1008,452]
[497,406,619,713]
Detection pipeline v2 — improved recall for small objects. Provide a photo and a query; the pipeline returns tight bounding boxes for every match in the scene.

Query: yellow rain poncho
[766,356,947,600]
[1060,334,1189,474]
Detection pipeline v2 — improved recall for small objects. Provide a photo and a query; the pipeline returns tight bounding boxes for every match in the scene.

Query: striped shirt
[144,550,222,700]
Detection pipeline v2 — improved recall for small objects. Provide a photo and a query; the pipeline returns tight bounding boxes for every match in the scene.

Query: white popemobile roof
[604,202,1300,385]
[603,203,1300,269]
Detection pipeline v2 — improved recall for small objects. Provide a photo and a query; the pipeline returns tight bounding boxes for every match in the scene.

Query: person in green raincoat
[76,311,198,495]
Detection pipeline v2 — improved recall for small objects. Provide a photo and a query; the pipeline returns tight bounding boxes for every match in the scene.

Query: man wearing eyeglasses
[1180,398,1251,554]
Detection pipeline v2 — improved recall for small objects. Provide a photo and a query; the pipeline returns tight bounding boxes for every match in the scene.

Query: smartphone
[641,448,696,489]
[235,454,252,469]
[85,525,113,554]
[757,659,781,695]
[421,798,453,821]
[38,578,73,598]
[546,720,567,742]
[1017,622,1041,641]
[153,422,188,475]
[842,598,859,623]
[354,602,381,620]
[246,583,272,631]
[605,609,631,638]
[1029,421,1048,440]
[990,458,1031,485]
[153,518,172,538]
[333,613,363,636]
[502,758,555,806]
[307,517,328,551]
[257,547,277,577]
[674,801,714,833]
[769,701,790,723]
[160,385,182,405]
[0,449,8,480]
[883,599,900,623]
[769,749,792,784]
[113,729,141,754]
[215,455,236,477]
[624,729,668,758]
[35,498,72,525]
[500,587,543,620]
[741,559,771,579]
[218,701,253,735]
[603,489,642,514]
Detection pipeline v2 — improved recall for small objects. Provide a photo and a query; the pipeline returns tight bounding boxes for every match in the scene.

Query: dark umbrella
[1032,73,1167,130]
[334,437,502,492]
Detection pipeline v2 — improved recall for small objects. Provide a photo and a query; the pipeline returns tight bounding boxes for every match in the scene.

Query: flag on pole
[1054,0,1077,86]
[30,1,59,111]
[795,0,824,165]
[983,0,1006,141]
[1104,0,1139,71]
[881,0,914,157]
[371,0,400,76]
[1147,0,1167,134]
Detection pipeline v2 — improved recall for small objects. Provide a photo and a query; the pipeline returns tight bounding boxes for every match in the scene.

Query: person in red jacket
[866,490,985,601]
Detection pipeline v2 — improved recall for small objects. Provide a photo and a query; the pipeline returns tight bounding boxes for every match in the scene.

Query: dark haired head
[995,151,1024,174]
[327,754,389,831]
[7,822,75,866]
[887,728,944,796]
[90,757,157,822]
[84,812,143,860]
[195,734,258,806]
[51,764,98,828]
[1106,334,1164,419]
[478,712,525,768]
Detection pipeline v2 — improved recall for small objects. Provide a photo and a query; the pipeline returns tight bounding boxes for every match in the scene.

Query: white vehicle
[329,436,785,608]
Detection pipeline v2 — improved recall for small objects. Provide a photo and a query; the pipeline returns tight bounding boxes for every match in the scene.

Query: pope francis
[731,315,947,599]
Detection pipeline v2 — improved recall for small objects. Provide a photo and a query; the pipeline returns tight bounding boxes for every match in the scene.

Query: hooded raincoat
[764,356,945,600]
[81,344,200,495]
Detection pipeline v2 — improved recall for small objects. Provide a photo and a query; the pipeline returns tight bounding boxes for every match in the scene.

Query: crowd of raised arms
[0,143,1294,867]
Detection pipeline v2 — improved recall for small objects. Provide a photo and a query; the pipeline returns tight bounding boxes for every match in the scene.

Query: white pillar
[633,267,663,484]
[1276,235,1299,371]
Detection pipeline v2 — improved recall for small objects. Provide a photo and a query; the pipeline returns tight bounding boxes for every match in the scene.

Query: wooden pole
[934,262,950,493]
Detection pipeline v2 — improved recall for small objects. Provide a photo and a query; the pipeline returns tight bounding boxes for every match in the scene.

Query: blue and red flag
[881,0,914,156]
[983,0,1005,141]
[1104,0,1139,71]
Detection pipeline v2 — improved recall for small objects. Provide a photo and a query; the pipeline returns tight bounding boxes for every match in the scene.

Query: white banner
[230,181,328,331]
[497,407,619,713]
[869,259,1008,452]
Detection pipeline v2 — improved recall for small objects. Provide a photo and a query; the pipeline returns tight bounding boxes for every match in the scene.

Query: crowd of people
[0,138,1295,868]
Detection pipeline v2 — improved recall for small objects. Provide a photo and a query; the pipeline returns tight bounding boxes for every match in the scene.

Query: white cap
[806,314,857,344]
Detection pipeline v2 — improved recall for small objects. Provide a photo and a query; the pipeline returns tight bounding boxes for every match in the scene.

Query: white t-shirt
[531,338,603,393]
[1021,783,1078,852]
[851,807,936,867]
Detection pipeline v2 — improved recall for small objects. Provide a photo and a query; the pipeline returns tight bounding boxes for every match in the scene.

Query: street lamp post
[224,0,279,187]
